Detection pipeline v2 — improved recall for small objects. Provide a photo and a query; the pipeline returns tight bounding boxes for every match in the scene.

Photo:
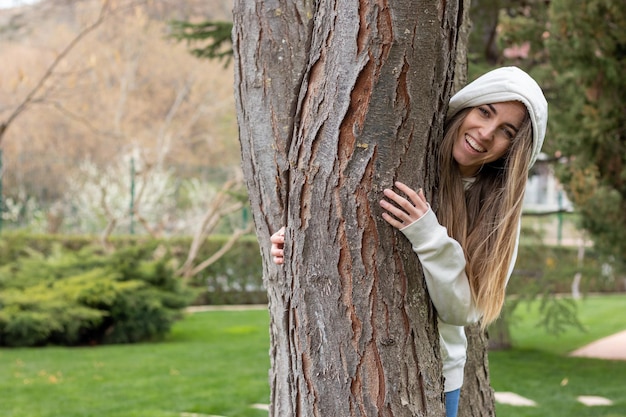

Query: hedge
[0,232,622,347]
[1,232,623,297]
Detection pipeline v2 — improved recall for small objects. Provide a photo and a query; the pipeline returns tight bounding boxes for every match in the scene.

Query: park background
[0,0,624,416]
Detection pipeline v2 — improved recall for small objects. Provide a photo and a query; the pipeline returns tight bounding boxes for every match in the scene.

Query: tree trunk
[234,1,493,415]
[468,0,500,64]
[459,326,496,416]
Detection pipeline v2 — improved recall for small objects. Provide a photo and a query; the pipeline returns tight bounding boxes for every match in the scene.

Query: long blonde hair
[436,106,534,327]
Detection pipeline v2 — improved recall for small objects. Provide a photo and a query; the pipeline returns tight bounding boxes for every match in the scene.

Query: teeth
[466,135,486,152]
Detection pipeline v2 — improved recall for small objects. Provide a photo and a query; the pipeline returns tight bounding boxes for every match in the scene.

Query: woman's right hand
[270,227,286,265]
[379,181,429,230]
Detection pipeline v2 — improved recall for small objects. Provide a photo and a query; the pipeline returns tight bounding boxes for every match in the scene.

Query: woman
[271,66,548,417]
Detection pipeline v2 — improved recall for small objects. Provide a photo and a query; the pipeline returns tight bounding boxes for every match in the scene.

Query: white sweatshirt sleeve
[400,207,521,326]
[400,208,480,326]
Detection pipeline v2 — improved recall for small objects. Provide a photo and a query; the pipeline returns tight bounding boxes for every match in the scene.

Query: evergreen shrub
[0,244,194,347]
[0,233,266,307]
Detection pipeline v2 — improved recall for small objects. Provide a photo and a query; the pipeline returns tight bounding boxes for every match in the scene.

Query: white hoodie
[400,67,548,392]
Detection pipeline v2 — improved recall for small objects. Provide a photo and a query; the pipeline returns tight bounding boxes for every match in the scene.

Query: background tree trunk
[459,327,496,416]
[234,1,494,415]
[468,0,500,64]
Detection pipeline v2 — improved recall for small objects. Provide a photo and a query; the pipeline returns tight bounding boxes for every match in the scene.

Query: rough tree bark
[234,1,494,415]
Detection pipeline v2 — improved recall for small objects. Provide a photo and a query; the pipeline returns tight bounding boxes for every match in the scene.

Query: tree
[234,1,495,415]
[169,20,233,63]
[467,0,501,65]
[546,0,626,274]
[489,1,626,275]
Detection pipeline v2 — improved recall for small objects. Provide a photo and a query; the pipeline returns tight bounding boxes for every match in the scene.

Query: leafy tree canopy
[546,0,626,269]
[474,0,626,272]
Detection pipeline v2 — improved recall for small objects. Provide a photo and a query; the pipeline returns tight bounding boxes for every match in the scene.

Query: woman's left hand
[379,181,429,230]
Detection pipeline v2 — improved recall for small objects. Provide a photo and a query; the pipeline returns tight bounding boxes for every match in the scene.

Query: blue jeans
[445,389,461,417]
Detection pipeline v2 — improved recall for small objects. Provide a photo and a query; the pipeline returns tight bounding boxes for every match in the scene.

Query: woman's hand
[379,181,429,230]
[270,227,286,265]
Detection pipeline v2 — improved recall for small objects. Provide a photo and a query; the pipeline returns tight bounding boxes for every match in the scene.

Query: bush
[0,232,266,306]
[0,244,194,347]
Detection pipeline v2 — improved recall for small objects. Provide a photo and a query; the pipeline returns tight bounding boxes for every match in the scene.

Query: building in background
[524,154,573,214]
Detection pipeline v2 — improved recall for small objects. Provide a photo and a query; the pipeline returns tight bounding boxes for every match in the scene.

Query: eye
[478,106,490,117]
[502,127,516,140]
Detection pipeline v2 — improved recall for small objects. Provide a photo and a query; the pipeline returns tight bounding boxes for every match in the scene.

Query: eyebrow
[487,104,520,132]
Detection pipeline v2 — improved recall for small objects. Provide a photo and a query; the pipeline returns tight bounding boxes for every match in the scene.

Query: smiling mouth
[466,135,486,153]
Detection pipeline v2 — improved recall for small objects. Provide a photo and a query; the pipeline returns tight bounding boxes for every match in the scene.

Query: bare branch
[133,209,165,238]
[45,100,123,139]
[0,0,112,145]
[187,221,254,279]
[176,177,248,279]
[155,78,193,167]
[127,156,162,237]
[114,54,140,134]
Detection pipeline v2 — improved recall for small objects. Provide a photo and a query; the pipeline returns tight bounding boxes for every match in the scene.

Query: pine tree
[169,20,233,64]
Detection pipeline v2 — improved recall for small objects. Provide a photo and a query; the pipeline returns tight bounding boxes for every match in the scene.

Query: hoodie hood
[447,66,548,168]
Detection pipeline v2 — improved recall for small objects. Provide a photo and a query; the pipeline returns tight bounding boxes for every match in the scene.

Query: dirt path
[569,329,626,360]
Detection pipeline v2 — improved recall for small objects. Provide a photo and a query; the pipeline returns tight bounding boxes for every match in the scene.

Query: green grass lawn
[490,350,626,417]
[0,295,624,416]
[506,293,626,355]
[0,309,271,417]
[491,294,626,416]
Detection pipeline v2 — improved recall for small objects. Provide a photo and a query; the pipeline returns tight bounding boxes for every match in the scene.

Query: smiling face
[452,101,527,177]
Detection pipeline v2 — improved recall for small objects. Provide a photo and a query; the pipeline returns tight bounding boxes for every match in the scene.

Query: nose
[477,121,497,141]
